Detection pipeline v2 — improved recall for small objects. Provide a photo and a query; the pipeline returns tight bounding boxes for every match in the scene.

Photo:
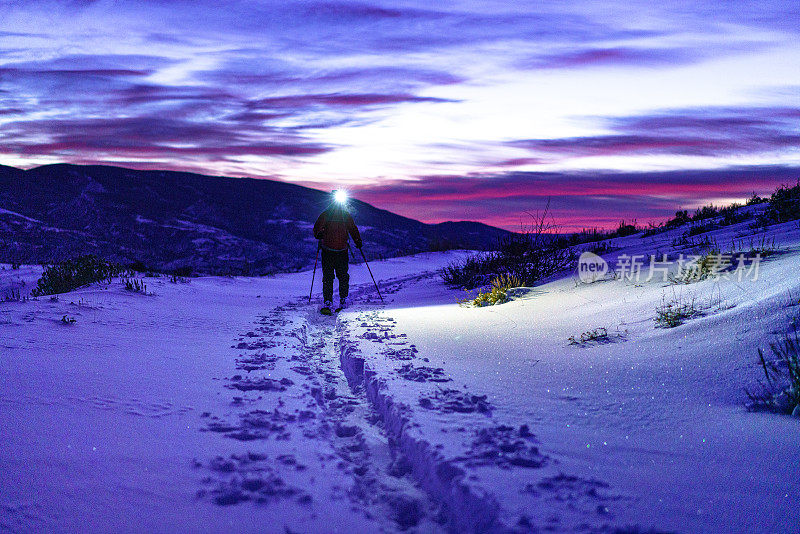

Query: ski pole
[359,248,384,303]
[308,244,320,304]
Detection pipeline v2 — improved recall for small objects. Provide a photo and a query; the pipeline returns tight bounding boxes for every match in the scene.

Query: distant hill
[0,164,511,274]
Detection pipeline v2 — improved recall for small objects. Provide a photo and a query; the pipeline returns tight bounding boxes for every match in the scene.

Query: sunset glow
[1,0,798,230]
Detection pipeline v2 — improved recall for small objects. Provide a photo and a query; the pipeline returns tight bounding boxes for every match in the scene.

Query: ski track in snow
[195,276,444,532]
[338,314,631,533]
[196,272,635,533]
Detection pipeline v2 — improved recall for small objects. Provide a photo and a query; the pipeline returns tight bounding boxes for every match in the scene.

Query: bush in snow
[737,234,779,258]
[654,294,702,328]
[764,182,800,223]
[644,200,751,237]
[718,203,750,226]
[467,273,521,307]
[31,255,124,297]
[554,227,610,247]
[123,277,148,294]
[442,204,575,290]
[496,230,576,286]
[567,327,627,346]
[691,204,720,221]
[440,253,502,290]
[746,331,800,416]
[568,327,609,346]
[684,221,719,238]
[667,209,692,229]
[611,220,638,237]
[669,249,726,284]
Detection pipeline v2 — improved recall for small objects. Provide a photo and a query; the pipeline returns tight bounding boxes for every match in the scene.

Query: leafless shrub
[442,202,576,289]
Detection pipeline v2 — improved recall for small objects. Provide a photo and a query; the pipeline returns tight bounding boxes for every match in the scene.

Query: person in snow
[313,191,362,313]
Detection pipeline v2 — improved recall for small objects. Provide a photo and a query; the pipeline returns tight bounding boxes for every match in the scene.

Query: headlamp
[333,190,348,204]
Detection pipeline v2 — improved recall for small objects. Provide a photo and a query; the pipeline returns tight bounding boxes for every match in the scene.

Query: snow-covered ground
[1,217,799,533]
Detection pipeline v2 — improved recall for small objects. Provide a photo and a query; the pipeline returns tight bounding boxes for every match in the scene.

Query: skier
[313,191,362,315]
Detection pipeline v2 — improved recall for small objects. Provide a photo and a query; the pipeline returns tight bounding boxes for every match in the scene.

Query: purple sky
[1,0,798,230]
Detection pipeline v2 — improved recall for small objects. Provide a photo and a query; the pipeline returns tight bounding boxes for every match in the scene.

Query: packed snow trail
[195,288,444,532]
[197,272,635,534]
[0,251,477,533]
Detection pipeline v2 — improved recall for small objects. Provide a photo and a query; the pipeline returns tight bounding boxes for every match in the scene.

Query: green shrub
[692,204,720,221]
[441,253,500,289]
[718,203,750,226]
[765,182,800,223]
[691,249,725,277]
[496,232,576,286]
[669,250,727,284]
[643,198,756,238]
[469,274,521,307]
[746,331,800,415]
[31,255,124,297]
[655,295,702,327]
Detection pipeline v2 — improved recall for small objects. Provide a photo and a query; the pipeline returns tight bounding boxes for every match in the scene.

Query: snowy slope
[339,221,800,533]
[1,217,799,533]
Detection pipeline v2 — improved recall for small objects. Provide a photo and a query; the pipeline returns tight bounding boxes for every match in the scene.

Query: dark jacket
[313,206,362,251]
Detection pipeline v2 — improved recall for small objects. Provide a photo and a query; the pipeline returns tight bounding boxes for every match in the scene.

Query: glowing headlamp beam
[333,190,348,204]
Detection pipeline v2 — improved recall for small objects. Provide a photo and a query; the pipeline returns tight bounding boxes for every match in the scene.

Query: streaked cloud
[353,166,800,230]
[0,0,798,228]
[508,106,800,159]
[0,116,330,158]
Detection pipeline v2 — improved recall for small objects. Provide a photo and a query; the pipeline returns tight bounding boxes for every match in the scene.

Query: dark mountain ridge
[0,164,510,274]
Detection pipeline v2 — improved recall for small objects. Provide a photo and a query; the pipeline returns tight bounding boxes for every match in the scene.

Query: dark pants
[321,248,349,303]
